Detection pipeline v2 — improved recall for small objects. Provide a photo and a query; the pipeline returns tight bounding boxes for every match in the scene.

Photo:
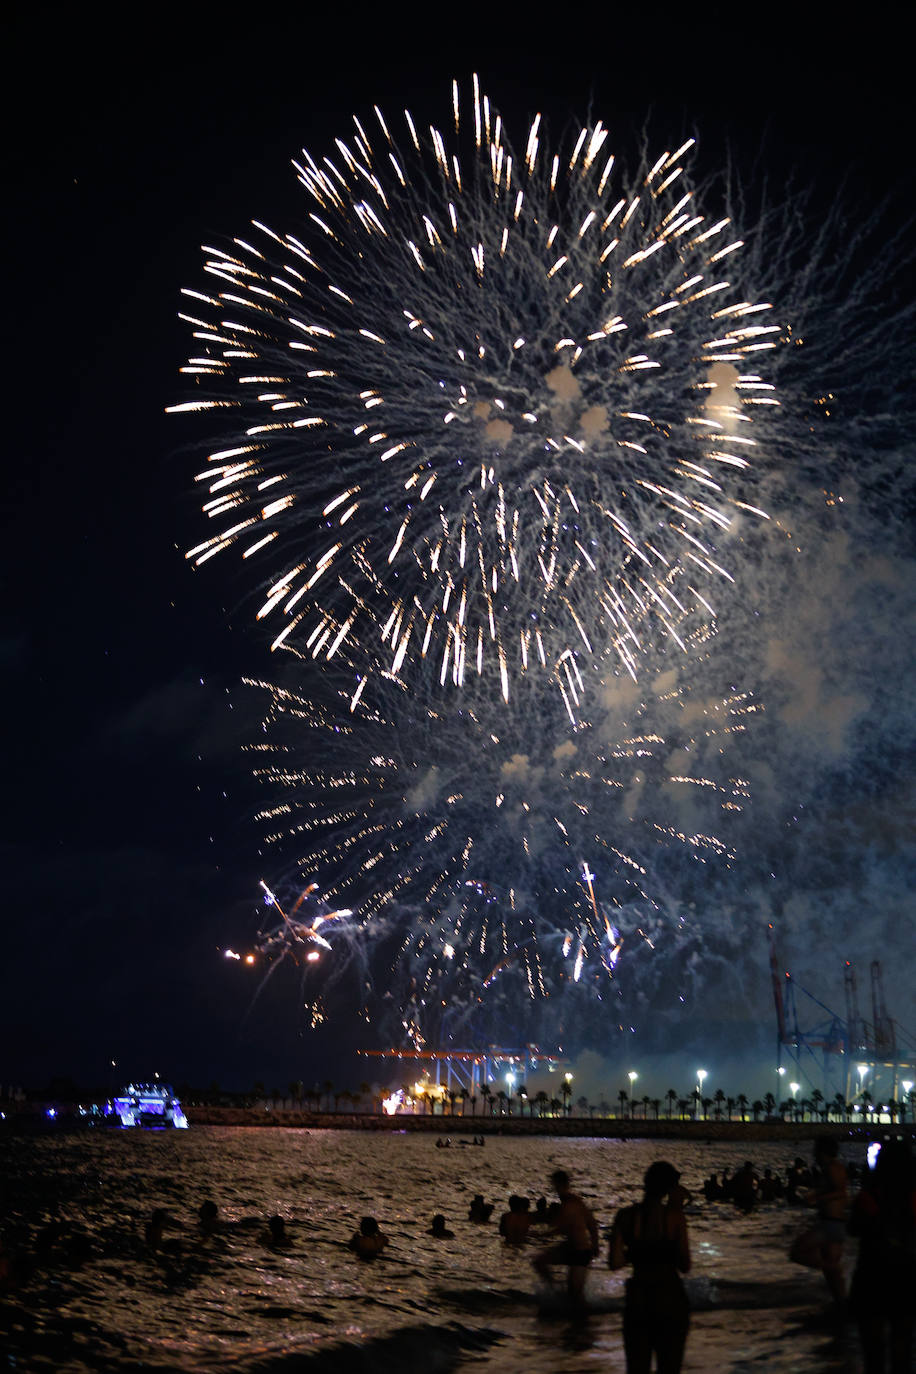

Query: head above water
[550,1170,571,1194]
[644,1161,680,1198]
[359,1216,380,1236]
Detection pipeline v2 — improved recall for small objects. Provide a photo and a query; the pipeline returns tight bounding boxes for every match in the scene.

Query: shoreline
[182,1107,914,1142]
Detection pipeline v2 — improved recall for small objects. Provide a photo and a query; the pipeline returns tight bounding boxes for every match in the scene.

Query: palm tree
[480,1082,493,1116]
[517,1085,528,1117]
[737,1094,749,1123]
[496,1089,508,1116]
[832,1092,846,1123]
[651,1098,661,1121]
[665,1089,677,1120]
[535,1090,549,1118]
[617,1089,629,1119]
[701,1096,713,1121]
[726,1097,736,1121]
[549,1096,562,1116]
[751,1100,763,1122]
[811,1089,824,1122]
[764,1092,776,1118]
[577,1095,589,1118]
[713,1089,725,1121]
[677,1097,690,1119]
[460,1087,470,1117]
[560,1080,572,1115]
[598,1098,610,1119]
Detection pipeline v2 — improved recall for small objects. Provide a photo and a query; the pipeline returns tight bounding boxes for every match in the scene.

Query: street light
[790,1081,800,1099]
[696,1069,707,1095]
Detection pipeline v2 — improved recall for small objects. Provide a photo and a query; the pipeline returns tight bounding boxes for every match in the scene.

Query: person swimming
[262,1215,292,1248]
[499,1195,531,1245]
[348,1216,389,1258]
[429,1214,455,1239]
[468,1194,494,1222]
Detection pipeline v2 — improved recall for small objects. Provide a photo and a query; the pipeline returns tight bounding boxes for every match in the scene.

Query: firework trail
[171,76,776,716]
[243,636,759,1047]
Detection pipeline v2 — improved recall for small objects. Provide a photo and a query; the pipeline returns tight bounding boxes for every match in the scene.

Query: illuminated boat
[107,1083,188,1129]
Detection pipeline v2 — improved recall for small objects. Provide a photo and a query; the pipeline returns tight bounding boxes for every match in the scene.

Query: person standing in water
[532,1169,599,1313]
[609,1160,691,1374]
[808,1136,848,1308]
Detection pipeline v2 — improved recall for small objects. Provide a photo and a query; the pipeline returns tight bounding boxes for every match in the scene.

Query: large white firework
[171,77,775,719]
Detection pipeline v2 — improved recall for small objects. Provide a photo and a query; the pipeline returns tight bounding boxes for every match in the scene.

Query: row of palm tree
[251,1079,915,1123]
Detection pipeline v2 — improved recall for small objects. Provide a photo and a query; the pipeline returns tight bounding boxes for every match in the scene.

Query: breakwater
[183,1105,913,1143]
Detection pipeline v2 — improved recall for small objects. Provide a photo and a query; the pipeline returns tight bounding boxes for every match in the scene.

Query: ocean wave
[241,1321,504,1373]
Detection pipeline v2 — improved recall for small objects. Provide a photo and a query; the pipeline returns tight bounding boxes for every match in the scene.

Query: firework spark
[171,77,775,714]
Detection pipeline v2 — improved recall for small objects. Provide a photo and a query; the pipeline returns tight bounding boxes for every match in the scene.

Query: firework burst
[243,634,759,1045]
[171,77,775,717]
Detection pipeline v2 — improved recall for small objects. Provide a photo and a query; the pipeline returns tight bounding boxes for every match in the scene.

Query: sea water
[0,1127,869,1371]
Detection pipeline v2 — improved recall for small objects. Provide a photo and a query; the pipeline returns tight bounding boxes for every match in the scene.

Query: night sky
[4,13,912,1099]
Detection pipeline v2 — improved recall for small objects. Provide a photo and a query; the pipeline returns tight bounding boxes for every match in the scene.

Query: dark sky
[3,13,912,1096]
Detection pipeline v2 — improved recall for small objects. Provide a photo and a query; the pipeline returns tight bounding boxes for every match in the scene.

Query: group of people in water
[338,1138,914,1373]
[5,1135,912,1373]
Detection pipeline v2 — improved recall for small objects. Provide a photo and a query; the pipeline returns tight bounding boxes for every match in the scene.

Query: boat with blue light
[106,1083,188,1129]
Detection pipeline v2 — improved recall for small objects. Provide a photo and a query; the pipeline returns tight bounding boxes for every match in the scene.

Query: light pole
[903,1080,914,1123]
[628,1071,638,1118]
[696,1069,707,1119]
[857,1063,869,1117]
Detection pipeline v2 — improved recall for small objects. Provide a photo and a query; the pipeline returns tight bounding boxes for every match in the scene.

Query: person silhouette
[499,1195,531,1245]
[348,1216,389,1258]
[468,1194,494,1222]
[848,1138,916,1373]
[532,1170,599,1314]
[609,1160,691,1374]
[808,1136,848,1307]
